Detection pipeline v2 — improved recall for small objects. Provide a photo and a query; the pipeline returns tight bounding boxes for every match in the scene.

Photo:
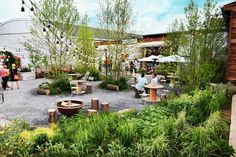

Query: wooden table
[144,84,164,103]
[68,73,81,80]
[70,80,86,94]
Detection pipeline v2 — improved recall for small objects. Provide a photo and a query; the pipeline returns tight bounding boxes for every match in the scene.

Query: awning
[138,41,165,48]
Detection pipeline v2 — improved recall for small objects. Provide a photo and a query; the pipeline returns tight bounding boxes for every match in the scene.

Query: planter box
[20,71,36,80]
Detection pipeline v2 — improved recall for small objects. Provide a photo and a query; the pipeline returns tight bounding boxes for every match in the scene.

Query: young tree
[24,0,80,80]
[74,16,98,72]
[98,0,134,80]
[162,0,226,90]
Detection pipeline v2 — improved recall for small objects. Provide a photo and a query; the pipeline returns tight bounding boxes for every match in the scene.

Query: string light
[30,1,34,11]
[21,0,25,12]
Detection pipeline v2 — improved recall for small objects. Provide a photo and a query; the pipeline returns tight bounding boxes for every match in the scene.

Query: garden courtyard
[0,0,236,156]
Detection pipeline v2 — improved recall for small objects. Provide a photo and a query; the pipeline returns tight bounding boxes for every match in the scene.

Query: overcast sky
[0,0,234,34]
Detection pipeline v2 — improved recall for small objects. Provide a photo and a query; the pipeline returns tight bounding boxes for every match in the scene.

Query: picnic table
[144,83,164,103]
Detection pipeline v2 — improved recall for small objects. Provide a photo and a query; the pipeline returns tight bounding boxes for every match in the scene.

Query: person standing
[2,65,9,90]
[134,59,138,73]
[10,64,19,89]
[130,61,134,76]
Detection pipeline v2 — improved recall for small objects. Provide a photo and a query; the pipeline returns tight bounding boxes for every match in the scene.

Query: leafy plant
[20,66,31,72]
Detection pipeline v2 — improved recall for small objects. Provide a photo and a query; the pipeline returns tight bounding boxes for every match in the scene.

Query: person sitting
[150,73,159,84]
[134,73,148,98]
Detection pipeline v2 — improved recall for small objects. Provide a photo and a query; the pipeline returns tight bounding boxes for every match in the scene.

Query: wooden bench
[107,84,119,91]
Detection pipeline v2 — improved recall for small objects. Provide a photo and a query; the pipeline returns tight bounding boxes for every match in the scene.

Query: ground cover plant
[0,84,234,156]
[99,75,130,91]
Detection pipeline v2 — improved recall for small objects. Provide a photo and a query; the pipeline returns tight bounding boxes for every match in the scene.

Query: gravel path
[0,79,144,126]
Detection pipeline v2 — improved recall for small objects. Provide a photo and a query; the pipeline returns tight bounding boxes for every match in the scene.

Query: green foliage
[39,74,70,95]
[98,0,134,80]
[156,63,176,76]
[163,0,227,90]
[24,0,80,81]
[75,15,98,71]
[117,121,136,147]
[89,68,100,81]
[0,87,234,156]
[20,66,31,72]
[100,75,130,90]
[33,133,49,149]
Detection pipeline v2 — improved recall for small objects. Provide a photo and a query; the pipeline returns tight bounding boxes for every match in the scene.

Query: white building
[0,18,166,68]
[0,18,32,66]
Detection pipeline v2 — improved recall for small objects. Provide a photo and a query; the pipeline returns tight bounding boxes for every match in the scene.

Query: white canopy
[138,57,154,62]
[157,55,187,63]
[147,55,163,60]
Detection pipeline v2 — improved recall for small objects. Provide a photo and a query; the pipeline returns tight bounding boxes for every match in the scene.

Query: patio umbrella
[147,55,162,60]
[138,57,154,62]
[157,55,187,63]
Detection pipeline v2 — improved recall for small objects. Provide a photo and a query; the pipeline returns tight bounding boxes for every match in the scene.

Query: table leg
[149,89,157,101]
[77,83,82,93]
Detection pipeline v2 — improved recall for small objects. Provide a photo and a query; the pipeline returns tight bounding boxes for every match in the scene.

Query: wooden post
[91,98,99,110]
[160,94,167,101]
[101,102,109,112]
[87,109,98,116]
[86,84,92,94]
[48,109,57,124]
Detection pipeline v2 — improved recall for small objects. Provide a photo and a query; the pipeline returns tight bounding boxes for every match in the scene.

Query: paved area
[230,94,236,156]
[0,79,145,126]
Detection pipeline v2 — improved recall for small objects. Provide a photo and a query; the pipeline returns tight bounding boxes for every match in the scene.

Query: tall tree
[98,0,134,80]
[162,0,226,90]
[24,0,80,80]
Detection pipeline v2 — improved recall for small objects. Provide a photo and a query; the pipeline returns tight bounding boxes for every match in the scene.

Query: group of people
[0,64,19,90]
[134,72,159,97]
[123,59,140,76]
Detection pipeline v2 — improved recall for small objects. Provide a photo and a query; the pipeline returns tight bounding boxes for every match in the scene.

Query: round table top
[144,83,164,89]
[71,80,85,83]
[68,73,81,76]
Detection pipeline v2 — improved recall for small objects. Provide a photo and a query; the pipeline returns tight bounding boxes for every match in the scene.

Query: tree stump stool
[101,102,109,112]
[87,109,98,116]
[48,109,57,124]
[86,84,92,94]
[91,98,99,110]
[160,94,167,101]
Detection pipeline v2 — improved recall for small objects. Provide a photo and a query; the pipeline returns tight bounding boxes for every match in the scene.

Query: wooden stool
[48,109,57,123]
[87,109,98,116]
[160,94,167,101]
[86,83,92,94]
[91,98,99,110]
[101,102,109,112]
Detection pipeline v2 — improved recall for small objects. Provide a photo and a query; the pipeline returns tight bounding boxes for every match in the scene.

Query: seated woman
[150,73,160,84]
[134,73,148,98]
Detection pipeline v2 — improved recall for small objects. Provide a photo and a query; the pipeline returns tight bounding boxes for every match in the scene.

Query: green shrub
[48,75,70,95]
[117,76,130,90]
[89,68,100,81]
[20,66,31,72]
[99,75,129,91]
[33,133,49,149]
[117,121,136,147]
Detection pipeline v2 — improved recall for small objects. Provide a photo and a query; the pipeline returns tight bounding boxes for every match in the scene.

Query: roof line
[0,18,32,27]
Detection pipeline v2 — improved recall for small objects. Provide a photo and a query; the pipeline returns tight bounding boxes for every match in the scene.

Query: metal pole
[105,49,108,76]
